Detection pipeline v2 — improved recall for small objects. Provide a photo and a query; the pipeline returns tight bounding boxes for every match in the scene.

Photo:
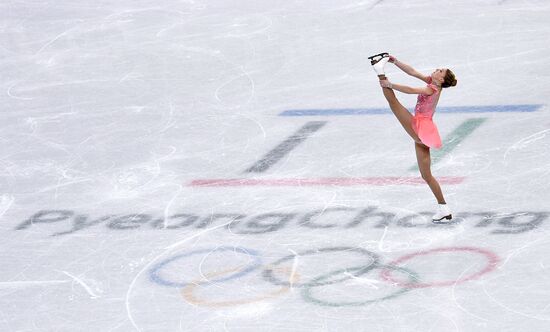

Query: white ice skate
[368,52,390,76]
[432,204,453,223]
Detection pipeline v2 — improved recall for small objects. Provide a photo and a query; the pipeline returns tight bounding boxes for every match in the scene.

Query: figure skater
[368,52,457,223]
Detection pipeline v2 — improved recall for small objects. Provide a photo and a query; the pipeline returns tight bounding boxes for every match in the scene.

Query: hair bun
[442,69,457,88]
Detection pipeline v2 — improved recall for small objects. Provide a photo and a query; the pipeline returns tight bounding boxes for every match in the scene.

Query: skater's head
[431,68,457,88]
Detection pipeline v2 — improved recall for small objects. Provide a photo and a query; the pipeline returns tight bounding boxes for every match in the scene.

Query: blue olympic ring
[149,246,261,287]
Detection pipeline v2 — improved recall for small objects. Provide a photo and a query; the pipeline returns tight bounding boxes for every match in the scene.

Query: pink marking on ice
[189,177,465,187]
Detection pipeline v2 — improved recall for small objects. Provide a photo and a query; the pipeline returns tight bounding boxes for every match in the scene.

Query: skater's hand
[389,55,397,63]
[379,79,393,89]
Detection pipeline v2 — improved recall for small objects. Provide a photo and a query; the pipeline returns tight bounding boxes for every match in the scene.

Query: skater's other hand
[389,55,397,63]
[380,79,392,88]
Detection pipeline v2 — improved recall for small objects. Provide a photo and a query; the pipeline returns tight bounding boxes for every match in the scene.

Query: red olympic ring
[379,246,500,288]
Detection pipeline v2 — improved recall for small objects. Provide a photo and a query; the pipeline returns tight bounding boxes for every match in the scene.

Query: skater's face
[431,68,447,85]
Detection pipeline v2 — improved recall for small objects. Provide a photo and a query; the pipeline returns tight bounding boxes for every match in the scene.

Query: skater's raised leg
[370,53,422,143]
[379,83,422,143]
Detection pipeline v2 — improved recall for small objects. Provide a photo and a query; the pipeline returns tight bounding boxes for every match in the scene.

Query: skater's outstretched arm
[380,80,434,95]
[389,56,430,83]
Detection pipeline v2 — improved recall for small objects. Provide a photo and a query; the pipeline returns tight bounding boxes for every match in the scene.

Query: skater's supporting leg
[415,142,446,204]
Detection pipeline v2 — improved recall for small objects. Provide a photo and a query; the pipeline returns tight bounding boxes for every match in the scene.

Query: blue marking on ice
[279,104,543,116]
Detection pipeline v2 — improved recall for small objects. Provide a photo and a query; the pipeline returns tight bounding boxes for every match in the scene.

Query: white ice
[1,0,550,331]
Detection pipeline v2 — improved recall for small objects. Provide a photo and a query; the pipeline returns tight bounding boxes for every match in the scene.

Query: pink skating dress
[411,77,442,149]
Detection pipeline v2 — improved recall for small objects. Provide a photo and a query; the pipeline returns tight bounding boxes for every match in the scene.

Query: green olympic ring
[301,265,419,307]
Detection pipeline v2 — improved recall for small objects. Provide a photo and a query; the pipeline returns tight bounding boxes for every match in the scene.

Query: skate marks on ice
[6,6,271,111]
[0,270,101,300]
[479,236,550,321]
[0,279,70,290]
[503,128,550,164]
[0,194,14,220]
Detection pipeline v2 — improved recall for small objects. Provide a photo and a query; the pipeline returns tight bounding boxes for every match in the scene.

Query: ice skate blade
[368,52,389,65]
[432,214,453,224]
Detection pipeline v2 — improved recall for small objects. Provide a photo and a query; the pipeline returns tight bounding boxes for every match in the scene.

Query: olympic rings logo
[149,246,500,308]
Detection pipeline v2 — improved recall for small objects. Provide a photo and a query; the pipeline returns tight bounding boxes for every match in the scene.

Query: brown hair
[442,69,457,88]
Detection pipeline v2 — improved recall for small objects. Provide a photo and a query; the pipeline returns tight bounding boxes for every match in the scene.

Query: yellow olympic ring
[181,266,300,308]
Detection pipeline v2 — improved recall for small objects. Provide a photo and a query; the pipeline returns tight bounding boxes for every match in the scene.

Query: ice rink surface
[1,0,550,331]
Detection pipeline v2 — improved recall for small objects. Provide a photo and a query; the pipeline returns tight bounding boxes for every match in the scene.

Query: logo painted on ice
[14,208,548,237]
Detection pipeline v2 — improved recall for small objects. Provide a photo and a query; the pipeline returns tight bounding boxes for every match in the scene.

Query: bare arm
[391,57,430,83]
[390,83,434,95]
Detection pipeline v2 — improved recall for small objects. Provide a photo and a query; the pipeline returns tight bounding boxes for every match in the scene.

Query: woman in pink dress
[368,53,457,223]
